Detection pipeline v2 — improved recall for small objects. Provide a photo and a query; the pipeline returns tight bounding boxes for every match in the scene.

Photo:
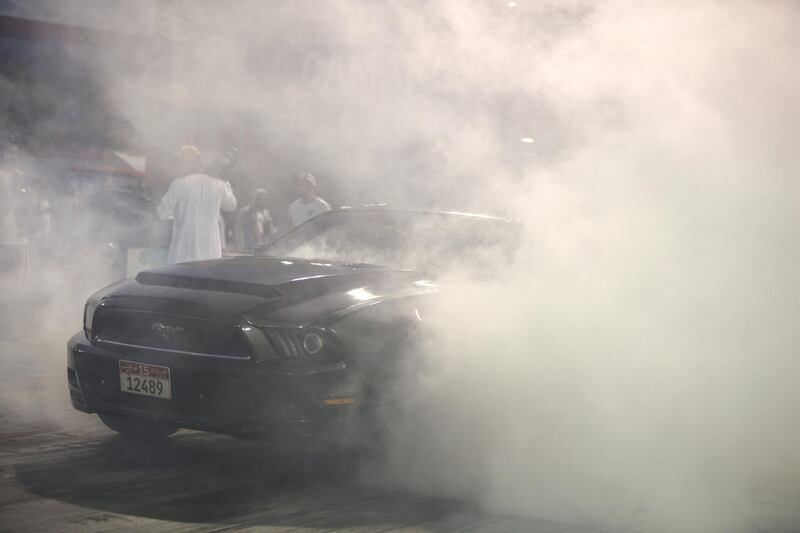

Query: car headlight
[262,327,336,358]
[302,332,324,354]
[83,300,98,338]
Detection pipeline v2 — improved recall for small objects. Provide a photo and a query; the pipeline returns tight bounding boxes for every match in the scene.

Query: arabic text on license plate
[119,360,172,399]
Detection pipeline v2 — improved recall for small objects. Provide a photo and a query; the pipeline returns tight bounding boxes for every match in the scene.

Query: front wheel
[98,413,178,440]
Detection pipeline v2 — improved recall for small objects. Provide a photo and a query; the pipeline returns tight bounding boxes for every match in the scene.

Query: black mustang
[68,208,518,443]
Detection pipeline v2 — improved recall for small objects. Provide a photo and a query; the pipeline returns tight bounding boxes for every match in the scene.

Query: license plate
[119,360,172,399]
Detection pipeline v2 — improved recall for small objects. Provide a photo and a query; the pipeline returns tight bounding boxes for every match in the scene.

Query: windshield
[259,210,519,270]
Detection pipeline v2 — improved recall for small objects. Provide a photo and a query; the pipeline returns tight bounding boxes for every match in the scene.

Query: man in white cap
[289,172,330,227]
[157,145,237,263]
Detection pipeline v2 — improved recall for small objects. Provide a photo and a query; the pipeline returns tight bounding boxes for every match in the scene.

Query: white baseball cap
[295,172,317,187]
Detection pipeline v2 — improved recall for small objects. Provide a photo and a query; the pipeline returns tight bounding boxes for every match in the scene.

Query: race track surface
[0,341,583,532]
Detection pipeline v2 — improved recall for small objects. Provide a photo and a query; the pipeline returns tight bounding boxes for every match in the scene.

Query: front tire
[98,413,178,440]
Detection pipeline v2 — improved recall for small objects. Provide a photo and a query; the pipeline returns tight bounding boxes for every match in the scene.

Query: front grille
[93,388,234,421]
[95,310,251,358]
[91,388,307,421]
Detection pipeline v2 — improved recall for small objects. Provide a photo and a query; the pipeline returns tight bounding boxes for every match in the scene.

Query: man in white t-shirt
[288,172,331,227]
[157,146,237,263]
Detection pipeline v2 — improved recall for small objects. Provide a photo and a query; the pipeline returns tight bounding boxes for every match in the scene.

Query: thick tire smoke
[2,1,799,532]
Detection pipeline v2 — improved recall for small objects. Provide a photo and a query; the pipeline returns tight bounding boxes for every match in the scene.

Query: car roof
[330,206,515,223]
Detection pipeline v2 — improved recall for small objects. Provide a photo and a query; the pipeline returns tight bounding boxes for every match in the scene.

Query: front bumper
[67,332,362,442]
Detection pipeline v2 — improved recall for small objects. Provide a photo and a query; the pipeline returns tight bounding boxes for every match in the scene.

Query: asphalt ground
[0,340,591,533]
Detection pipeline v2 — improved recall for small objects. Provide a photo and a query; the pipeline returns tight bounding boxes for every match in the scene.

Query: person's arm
[220,180,237,212]
[319,197,331,212]
[264,210,274,237]
[156,182,177,220]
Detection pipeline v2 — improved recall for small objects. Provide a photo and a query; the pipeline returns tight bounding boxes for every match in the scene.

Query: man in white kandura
[289,172,330,227]
[157,145,237,264]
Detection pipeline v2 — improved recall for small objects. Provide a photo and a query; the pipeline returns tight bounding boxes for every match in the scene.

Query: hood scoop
[136,272,283,299]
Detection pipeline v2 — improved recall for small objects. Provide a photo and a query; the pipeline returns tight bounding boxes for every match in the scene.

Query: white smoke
[365,2,800,531]
[2,1,799,531]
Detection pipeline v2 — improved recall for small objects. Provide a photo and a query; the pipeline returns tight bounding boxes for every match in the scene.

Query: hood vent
[136,272,282,299]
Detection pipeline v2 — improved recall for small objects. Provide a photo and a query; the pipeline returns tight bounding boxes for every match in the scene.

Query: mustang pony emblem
[151,322,184,341]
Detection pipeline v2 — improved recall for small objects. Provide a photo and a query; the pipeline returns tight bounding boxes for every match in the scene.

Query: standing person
[289,172,330,227]
[157,145,237,263]
[234,188,273,251]
[0,145,21,241]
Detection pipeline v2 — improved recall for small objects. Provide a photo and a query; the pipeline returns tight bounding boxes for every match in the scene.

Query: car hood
[144,256,391,287]
[96,256,433,325]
